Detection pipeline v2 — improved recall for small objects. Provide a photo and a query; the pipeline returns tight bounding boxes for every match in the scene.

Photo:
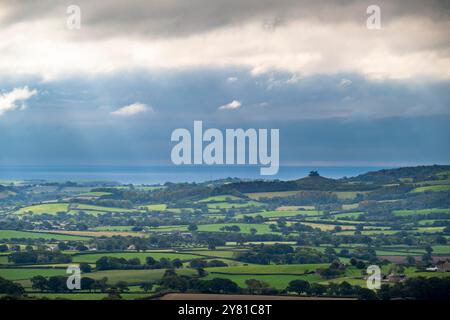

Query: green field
[0,268,67,280]
[411,185,450,193]
[431,245,450,254]
[197,223,277,234]
[198,223,276,234]
[332,212,366,219]
[0,256,9,264]
[245,191,300,199]
[72,251,200,264]
[15,203,70,215]
[206,201,263,209]
[237,210,322,219]
[187,250,239,259]
[198,195,243,202]
[77,192,112,197]
[0,230,90,241]
[143,204,167,211]
[87,268,196,284]
[332,191,366,200]
[206,263,328,275]
[204,273,322,289]
[149,225,189,232]
[73,204,136,213]
[393,208,450,216]
[416,227,445,233]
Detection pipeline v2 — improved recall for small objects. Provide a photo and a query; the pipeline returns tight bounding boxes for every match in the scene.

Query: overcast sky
[0,0,449,167]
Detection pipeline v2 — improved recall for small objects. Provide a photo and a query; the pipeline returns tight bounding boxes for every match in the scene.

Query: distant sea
[0,165,391,185]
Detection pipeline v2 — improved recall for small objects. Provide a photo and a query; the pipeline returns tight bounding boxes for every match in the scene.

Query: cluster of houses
[425,260,450,272]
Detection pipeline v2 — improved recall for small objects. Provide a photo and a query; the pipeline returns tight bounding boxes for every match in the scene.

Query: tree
[357,288,378,300]
[115,281,129,293]
[287,280,310,294]
[308,283,326,296]
[145,256,157,266]
[0,244,8,252]
[405,256,416,266]
[140,282,153,293]
[127,258,141,266]
[172,259,183,269]
[189,259,208,269]
[188,224,198,232]
[104,288,122,300]
[245,279,270,294]
[79,262,92,273]
[337,281,354,296]
[197,268,208,277]
[324,247,336,257]
[0,277,24,296]
[207,242,216,250]
[436,236,447,245]
[81,277,96,292]
[57,242,68,251]
[422,253,433,265]
[31,275,48,291]
[47,276,68,293]
[207,278,239,294]
[163,269,177,278]
[93,277,108,292]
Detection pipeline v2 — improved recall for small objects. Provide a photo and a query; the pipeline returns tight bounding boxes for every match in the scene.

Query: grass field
[276,205,316,211]
[143,204,167,210]
[87,268,197,284]
[206,263,328,275]
[197,223,276,234]
[245,191,300,199]
[73,204,136,213]
[302,222,355,231]
[337,230,398,236]
[332,191,366,200]
[198,195,243,202]
[236,210,322,219]
[332,212,366,219]
[203,273,322,289]
[184,250,241,259]
[342,204,359,210]
[0,230,90,241]
[431,245,450,254]
[392,208,450,216]
[417,219,450,226]
[206,201,263,209]
[0,256,9,264]
[149,225,189,232]
[72,251,200,263]
[76,192,112,197]
[416,227,445,233]
[15,203,69,215]
[411,185,450,193]
[36,230,146,238]
[0,268,66,280]
[141,204,195,213]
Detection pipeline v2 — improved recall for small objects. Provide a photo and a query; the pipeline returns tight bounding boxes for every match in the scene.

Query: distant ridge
[349,164,450,183]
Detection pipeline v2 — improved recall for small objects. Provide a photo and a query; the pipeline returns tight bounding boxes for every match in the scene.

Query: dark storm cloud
[1,0,449,39]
